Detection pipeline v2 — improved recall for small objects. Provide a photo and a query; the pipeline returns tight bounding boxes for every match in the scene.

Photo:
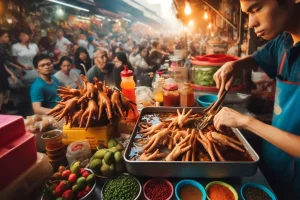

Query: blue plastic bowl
[241,183,277,200]
[197,94,218,108]
[175,180,206,200]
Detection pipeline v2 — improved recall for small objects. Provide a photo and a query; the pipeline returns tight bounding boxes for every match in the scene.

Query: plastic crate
[62,124,112,149]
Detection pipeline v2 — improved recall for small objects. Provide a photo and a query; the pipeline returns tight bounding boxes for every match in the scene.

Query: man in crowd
[55,29,72,55]
[30,54,61,115]
[86,49,115,86]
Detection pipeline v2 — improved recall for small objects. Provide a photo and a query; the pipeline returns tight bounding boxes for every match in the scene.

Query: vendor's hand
[11,75,17,85]
[213,61,236,97]
[24,65,33,70]
[213,107,249,131]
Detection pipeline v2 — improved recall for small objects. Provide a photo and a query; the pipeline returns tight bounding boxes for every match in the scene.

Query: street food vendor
[213,0,300,199]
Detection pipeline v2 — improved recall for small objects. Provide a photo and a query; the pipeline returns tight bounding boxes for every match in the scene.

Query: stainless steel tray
[124,107,260,178]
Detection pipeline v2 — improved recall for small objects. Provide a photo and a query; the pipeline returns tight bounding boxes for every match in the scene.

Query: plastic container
[0,132,37,191]
[163,83,180,107]
[197,94,218,108]
[175,179,206,200]
[206,181,238,200]
[0,115,25,147]
[66,140,92,166]
[62,124,112,149]
[121,65,136,103]
[180,83,194,107]
[41,129,64,151]
[241,183,277,200]
[143,178,173,200]
[190,54,240,88]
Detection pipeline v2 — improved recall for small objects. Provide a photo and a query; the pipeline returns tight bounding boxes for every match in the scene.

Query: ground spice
[243,186,272,200]
[207,184,235,200]
[179,185,202,200]
[144,179,172,200]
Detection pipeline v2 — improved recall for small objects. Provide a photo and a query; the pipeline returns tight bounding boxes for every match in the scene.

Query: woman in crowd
[132,46,153,86]
[54,56,82,88]
[149,40,169,72]
[113,51,134,89]
[12,29,39,85]
[74,47,92,75]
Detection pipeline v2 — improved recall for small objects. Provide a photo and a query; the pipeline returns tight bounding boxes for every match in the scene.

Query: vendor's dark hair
[138,45,151,66]
[59,56,72,66]
[0,29,9,37]
[74,47,91,72]
[33,54,51,69]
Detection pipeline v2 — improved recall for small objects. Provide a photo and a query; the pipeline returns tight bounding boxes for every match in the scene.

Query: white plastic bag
[66,140,92,166]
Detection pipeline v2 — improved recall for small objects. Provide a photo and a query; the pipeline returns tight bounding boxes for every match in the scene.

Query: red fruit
[68,173,77,183]
[58,180,70,191]
[55,186,64,197]
[62,189,74,200]
[85,185,91,193]
[80,168,86,175]
[77,191,87,199]
[58,166,66,173]
[62,170,71,179]
[82,171,89,178]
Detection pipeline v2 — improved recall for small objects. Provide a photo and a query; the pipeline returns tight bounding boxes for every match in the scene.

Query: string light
[204,11,208,20]
[208,22,212,29]
[184,1,192,15]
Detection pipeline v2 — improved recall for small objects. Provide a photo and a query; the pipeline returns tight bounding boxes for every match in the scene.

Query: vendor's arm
[214,107,300,158]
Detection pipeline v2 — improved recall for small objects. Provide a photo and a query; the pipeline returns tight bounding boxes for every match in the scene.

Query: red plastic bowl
[143,178,174,200]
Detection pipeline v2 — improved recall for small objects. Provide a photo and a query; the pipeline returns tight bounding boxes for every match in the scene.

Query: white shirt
[77,39,88,49]
[132,54,150,69]
[12,43,39,67]
[55,37,72,54]
[54,69,82,88]
[87,44,95,59]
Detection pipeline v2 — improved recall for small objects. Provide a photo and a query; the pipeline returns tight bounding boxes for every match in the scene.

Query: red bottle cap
[121,65,133,77]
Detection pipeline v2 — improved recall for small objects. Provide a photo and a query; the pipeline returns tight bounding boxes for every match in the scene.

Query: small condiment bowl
[206,181,238,200]
[197,94,218,108]
[101,173,142,200]
[241,183,277,200]
[143,178,173,200]
[175,179,206,200]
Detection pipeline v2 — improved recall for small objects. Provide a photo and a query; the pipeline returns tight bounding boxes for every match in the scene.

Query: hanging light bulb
[208,22,212,29]
[204,11,208,20]
[211,32,214,37]
[189,20,194,27]
[184,1,192,15]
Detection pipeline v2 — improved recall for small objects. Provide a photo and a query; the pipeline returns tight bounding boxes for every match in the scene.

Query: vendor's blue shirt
[253,32,300,82]
[30,76,61,109]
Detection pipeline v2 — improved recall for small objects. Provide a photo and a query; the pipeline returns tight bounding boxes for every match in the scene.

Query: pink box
[0,132,37,191]
[0,115,25,147]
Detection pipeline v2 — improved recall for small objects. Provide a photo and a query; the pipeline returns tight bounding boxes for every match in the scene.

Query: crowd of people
[0,27,203,115]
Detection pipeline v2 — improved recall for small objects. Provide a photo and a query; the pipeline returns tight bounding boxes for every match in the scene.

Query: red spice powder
[207,184,235,200]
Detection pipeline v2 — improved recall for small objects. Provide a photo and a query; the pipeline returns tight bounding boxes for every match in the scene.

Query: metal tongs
[195,90,228,130]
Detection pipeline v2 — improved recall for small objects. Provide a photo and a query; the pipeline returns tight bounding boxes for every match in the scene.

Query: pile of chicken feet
[47,75,136,130]
[138,108,245,161]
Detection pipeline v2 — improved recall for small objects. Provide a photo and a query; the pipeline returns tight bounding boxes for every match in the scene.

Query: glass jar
[163,83,180,107]
[180,83,194,107]
[153,77,165,103]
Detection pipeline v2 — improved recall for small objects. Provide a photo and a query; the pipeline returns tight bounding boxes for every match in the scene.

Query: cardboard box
[0,132,37,190]
[0,115,25,147]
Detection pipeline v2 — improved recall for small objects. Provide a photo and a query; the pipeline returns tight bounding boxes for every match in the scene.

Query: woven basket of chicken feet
[124,107,259,178]
[47,75,137,130]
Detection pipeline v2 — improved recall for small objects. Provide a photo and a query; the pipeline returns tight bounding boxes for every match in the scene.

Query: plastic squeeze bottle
[120,65,136,103]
